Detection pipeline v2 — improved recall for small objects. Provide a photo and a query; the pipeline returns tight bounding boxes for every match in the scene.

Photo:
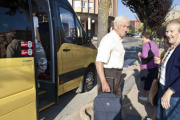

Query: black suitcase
[94,77,121,120]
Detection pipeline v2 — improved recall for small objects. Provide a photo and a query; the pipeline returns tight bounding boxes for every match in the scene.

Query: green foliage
[138,25,151,33]
[138,26,143,33]
[129,24,135,33]
[146,26,151,33]
[122,0,173,32]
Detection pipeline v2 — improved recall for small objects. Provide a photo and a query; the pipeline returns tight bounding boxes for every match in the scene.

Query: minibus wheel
[83,67,95,92]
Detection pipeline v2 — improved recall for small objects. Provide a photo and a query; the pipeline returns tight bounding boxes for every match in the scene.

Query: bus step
[38,88,46,95]
[39,99,54,111]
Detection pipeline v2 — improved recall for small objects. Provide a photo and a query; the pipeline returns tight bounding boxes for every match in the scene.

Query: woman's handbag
[141,42,154,64]
[149,79,159,106]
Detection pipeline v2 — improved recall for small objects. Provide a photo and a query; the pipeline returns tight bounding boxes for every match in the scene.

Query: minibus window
[59,7,76,43]
[75,18,83,43]
[0,0,33,58]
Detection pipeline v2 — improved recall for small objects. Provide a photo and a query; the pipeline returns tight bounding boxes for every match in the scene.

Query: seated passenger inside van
[6,33,21,58]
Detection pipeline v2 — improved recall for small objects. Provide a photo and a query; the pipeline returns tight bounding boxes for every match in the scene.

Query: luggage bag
[94,77,121,120]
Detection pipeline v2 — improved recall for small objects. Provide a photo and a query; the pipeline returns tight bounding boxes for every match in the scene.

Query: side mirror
[87,29,92,43]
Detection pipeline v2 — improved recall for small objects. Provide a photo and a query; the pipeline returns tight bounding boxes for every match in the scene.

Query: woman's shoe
[139,96,148,101]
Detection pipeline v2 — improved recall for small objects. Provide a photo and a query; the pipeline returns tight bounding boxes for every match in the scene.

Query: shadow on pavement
[39,73,97,120]
[120,73,127,94]
[137,79,154,119]
[132,63,154,119]
[122,67,154,119]
[39,91,77,120]
[122,95,142,120]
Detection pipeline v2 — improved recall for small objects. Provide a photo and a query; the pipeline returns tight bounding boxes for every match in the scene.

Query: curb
[79,103,93,120]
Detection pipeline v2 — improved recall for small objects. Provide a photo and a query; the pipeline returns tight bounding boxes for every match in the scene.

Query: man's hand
[95,61,110,93]
[154,56,160,65]
[161,88,174,109]
[138,52,141,56]
[102,81,110,93]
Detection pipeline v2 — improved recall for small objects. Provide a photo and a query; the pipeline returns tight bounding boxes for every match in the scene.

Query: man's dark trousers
[97,68,122,97]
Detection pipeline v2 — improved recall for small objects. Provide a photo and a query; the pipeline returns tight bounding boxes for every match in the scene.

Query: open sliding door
[0,0,38,119]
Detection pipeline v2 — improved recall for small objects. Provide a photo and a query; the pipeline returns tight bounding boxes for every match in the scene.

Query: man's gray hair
[6,32,15,38]
[114,16,128,25]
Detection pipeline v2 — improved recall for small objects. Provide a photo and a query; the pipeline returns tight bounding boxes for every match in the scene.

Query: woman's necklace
[161,43,180,65]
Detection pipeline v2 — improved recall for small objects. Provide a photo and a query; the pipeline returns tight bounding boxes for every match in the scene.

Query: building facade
[68,0,117,36]
[130,20,143,33]
[165,4,180,23]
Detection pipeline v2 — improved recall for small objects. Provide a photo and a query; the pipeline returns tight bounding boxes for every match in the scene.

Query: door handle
[63,49,71,51]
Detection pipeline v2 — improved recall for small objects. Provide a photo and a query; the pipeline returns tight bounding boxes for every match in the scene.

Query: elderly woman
[138,33,159,101]
[154,19,180,119]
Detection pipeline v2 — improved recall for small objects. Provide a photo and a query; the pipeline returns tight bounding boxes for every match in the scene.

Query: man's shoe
[147,118,152,120]
[138,96,148,101]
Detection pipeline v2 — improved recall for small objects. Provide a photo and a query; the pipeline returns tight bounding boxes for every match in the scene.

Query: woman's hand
[161,88,174,109]
[138,52,141,56]
[154,56,160,65]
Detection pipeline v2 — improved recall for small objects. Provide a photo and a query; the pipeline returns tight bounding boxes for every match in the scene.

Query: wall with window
[73,0,81,12]
[165,10,180,23]
[82,0,88,13]
[88,0,94,13]
[67,0,117,36]
[67,0,117,17]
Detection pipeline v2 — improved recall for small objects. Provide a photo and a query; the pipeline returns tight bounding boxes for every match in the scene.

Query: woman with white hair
[154,19,180,119]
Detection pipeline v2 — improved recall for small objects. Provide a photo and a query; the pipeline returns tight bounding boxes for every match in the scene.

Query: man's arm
[36,27,41,43]
[95,61,110,92]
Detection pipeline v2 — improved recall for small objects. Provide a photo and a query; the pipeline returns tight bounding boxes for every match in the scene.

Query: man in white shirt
[33,11,47,77]
[96,16,129,97]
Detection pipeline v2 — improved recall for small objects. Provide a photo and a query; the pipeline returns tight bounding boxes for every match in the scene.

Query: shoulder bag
[141,42,154,64]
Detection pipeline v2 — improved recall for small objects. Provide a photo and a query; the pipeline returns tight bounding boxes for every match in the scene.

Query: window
[59,7,76,43]
[82,2,87,8]
[75,18,83,43]
[88,3,93,9]
[0,0,33,58]
[74,1,80,8]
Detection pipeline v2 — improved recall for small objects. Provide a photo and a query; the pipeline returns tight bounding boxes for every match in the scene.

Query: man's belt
[105,68,123,71]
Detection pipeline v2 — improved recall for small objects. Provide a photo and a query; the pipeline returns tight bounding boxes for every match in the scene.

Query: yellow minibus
[0,0,97,119]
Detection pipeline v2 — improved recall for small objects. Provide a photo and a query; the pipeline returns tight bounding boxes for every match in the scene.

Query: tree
[0,0,30,20]
[97,0,111,47]
[156,26,166,39]
[147,1,173,31]
[138,26,143,33]
[0,0,29,16]
[129,25,135,33]
[156,25,166,47]
[122,0,173,33]
[138,25,151,33]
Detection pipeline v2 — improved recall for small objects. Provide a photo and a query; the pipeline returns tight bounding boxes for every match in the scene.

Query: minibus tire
[83,67,95,92]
